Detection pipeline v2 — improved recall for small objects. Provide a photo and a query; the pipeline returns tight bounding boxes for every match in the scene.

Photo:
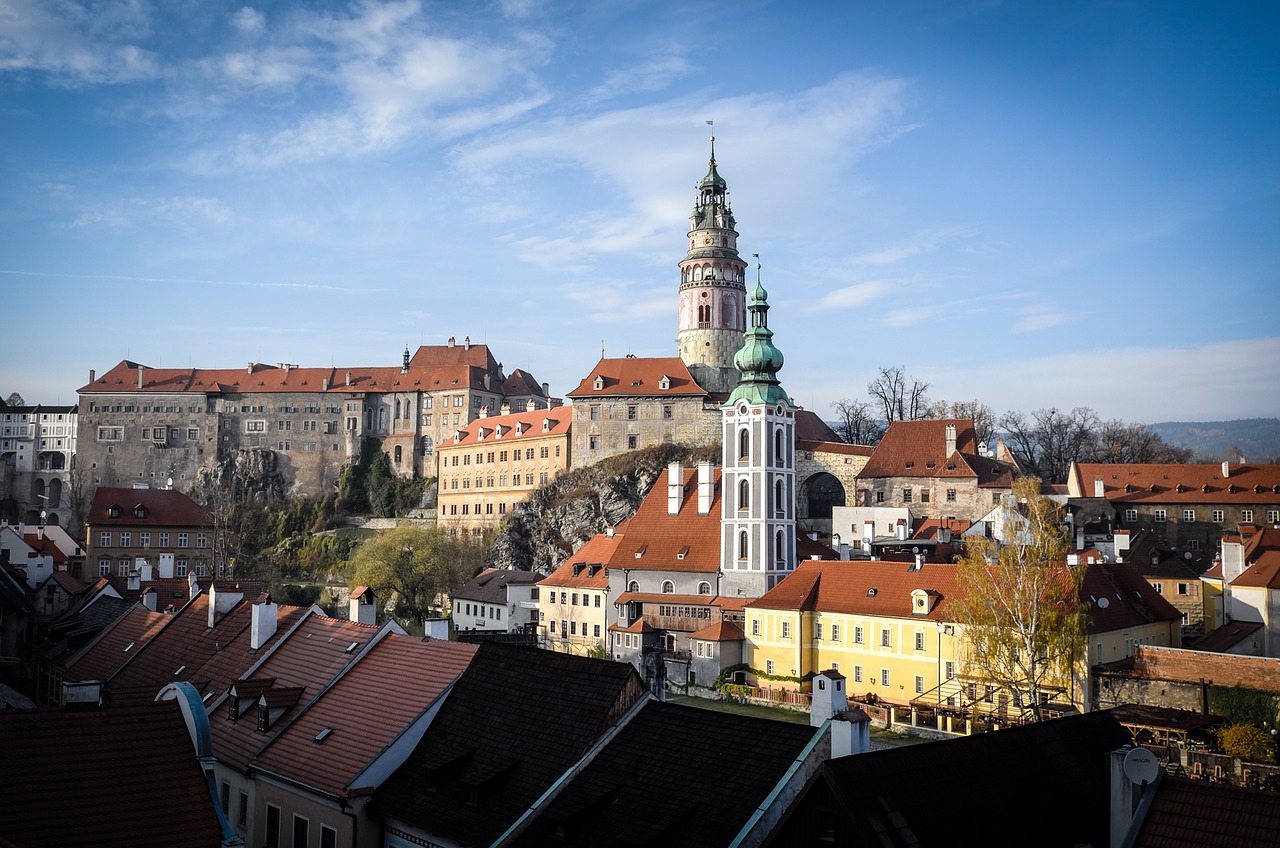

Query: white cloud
[0,0,160,83]
[851,224,978,266]
[812,280,894,311]
[586,53,692,103]
[232,6,266,37]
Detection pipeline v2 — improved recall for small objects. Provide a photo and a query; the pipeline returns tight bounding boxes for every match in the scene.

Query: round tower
[676,136,748,395]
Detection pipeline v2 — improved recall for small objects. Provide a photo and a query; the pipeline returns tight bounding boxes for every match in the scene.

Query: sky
[1,0,1277,425]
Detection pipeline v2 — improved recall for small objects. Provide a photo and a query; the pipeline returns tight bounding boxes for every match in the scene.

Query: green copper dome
[726,272,791,406]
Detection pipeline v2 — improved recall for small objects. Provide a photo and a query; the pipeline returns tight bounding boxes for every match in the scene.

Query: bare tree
[929,399,997,449]
[999,407,1100,483]
[64,462,91,543]
[867,366,931,423]
[4,393,23,407]
[1096,420,1194,464]
[831,398,884,446]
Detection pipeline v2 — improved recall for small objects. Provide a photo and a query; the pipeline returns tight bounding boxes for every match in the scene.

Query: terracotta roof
[1080,561,1183,631]
[1230,527,1280,589]
[0,700,225,848]
[501,368,546,397]
[858,418,1017,486]
[608,468,722,573]
[1133,775,1280,848]
[87,487,211,528]
[62,605,170,684]
[566,357,710,398]
[748,559,962,621]
[250,634,477,797]
[1193,620,1266,654]
[689,620,744,641]
[507,700,819,848]
[408,342,499,371]
[803,440,874,456]
[795,409,841,443]
[539,523,630,589]
[610,619,656,633]
[453,567,543,604]
[438,407,569,449]
[1071,462,1280,503]
[371,644,647,847]
[614,592,719,607]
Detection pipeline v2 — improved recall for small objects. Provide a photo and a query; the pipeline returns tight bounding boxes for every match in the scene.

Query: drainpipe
[340,798,359,846]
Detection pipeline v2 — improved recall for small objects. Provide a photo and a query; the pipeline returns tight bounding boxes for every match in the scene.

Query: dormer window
[257,702,270,733]
[593,376,604,391]
[658,375,671,390]
[542,418,551,432]
[108,505,122,519]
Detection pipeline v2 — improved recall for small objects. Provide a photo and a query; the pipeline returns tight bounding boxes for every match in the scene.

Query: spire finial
[706,120,715,164]
[753,253,761,284]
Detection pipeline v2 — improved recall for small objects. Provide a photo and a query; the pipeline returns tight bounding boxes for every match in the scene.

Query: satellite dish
[912,546,920,554]
[1123,747,1160,786]
[1184,552,1193,560]
[1097,597,1110,609]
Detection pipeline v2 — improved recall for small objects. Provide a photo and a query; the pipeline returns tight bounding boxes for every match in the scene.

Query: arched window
[697,303,712,327]
[738,530,748,561]
[394,445,402,464]
[697,581,711,596]
[661,581,675,594]
[395,399,401,419]
[628,580,639,593]
[775,530,785,563]
[775,479,784,514]
[738,479,750,511]
[739,428,750,461]
[774,427,784,465]
[693,266,703,281]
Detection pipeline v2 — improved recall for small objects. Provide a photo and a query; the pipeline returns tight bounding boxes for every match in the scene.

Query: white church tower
[676,136,748,395]
[720,267,797,598]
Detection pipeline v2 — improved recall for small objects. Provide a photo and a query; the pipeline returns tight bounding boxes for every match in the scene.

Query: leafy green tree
[349,524,489,624]
[952,477,1088,721]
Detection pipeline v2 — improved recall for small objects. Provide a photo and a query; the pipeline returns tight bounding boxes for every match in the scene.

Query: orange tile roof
[689,620,744,641]
[858,418,1017,486]
[1071,463,1280,503]
[613,592,720,607]
[63,605,171,683]
[565,357,710,398]
[437,406,570,449]
[1080,561,1182,630]
[1229,526,1280,589]
[607,467,723,572]
[249,634,477,797]
[748,560,962,620]
[540,522,630,589]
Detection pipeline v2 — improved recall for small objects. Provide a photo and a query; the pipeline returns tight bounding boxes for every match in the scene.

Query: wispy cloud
[0,0,160,83]
[585,53,692,103]
[850,224,978,266]
[69,195,232,229]
[812,280,895,311]
[0,269,372,293]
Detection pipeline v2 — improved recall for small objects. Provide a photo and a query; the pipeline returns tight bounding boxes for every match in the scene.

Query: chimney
[142,588,157,612]
[1221,535,1246,583]
[863,520,876,547]
[1115,529,1131,559]
[89,369,96,382]
[158,552,175,579]
[811,670,869,756]
[697,461,714,515]
[1109,747,1161,848]
[944,423,957,456]
[138,365,145,389]
[208,583,245,628]
[247,362,253,375]
[136,558,152,581]
[500,403,511,415]
[322,377,329,391]
[349,587,376,625]
[251,595,278,650]
[667,462,684,515]
[605,526,616,538]
[464,336,471,350]
[345,371,352,387]
[526,399,536,412]
[1094,478,1105,498]
[541,382,549,398]
[447,336,455,348]
[896,519,908,541]
[1222,461,1230,478]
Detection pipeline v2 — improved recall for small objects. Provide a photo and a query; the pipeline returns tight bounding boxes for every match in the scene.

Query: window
[738,479,749,510]
[915,675,925,694]
[739,428,750,461]
[854,625,864,644]
[293,814,308,848]
[159,532,169,547]
[945,661,954,679]
[766,660,775,675]
[238,791,248,828]
[738,530,748,560]
[99,559,111,576]
[265,805,281,848]
[881,628,890,647]
[752,619,760,636]
[853,666,863,683]
[119,532,131,547]
[176,559,188,577]
[117,562,130,577]
[550,620,557,633]
[139,532,150,547]
[1183,509,1195,522]
[626,405,637,420]
[782,620,791,639]
[1178,582,1190,595]
[320,826,337,848]
[921,490,930,503]
[875,491,885,503]
[831,624,840,642]
[220,780,230,813]
[1212,510,1224,523]
[178,533,189,548]
[1152,582,1163,594]
[100,531,111,547]
[1242,509,1254,523]
[902,488,912,503]
[881,669,890,686]
[1125,508,1137,522]
[196,533,207,548]
[697,582,711,595]
[662,404,673,420]
[1187,539,1201,550]
[245,420,266,433]
[1154,509,1166,522]
[1269,510,1280,524]
[453,396,464,407]
[627,435,638,450]
[593,594,601,607]
[814,622,823,640]
[914,631,925,651]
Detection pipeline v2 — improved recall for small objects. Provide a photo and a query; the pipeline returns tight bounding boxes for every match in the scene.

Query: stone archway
[798,472,847,534]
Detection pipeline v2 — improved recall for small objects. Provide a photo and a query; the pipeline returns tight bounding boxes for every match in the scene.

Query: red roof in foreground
[0,700,224,847]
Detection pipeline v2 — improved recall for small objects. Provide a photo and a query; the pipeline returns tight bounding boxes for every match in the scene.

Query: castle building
[75,338,550,499]
[0,400,78,528]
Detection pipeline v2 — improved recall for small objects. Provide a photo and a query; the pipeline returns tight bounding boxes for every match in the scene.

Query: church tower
[720,268,797,598]
[676,137,748,395]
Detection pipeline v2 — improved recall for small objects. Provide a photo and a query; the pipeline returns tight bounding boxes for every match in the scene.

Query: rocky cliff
[488,443,719,573]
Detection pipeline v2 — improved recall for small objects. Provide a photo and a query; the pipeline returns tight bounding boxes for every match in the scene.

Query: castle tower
[720,269,797,597]
[676,136,748,395]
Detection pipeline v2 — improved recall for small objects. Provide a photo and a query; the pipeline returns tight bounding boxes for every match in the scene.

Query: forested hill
[487,443,718,573]
[1149,419,1280,462]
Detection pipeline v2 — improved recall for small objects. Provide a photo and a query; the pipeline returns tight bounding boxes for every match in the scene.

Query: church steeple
[676,136,748,395]
[727,267,789,407]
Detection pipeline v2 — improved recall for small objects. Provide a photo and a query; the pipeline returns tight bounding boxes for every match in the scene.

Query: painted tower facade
[676,138,748,395]
[720,273,797,598]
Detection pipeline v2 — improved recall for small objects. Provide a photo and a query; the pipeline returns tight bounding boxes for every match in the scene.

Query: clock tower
[676,137,748,395]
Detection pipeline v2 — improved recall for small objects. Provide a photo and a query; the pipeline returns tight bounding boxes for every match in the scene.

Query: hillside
[1148,418,1280,462]
[487,443,718,573]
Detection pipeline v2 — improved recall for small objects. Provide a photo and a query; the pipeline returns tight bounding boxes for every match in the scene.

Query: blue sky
[2,0,1277,425]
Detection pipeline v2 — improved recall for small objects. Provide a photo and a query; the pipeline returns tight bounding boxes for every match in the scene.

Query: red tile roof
[63,605,171,684]
[566,357,710,398]
[1133,775,1280,848]
[88,487,211,528]
[249,634,477,797]
[1080,561,1183,631]
[0,700,225,848]
[1230,526,1280,589]
[1193,620,1265,653]
[795,409,841,443]
[609,467,723,573]
[858,418,1017,486]
[539,522,630,589]
[689,620,744,641]
[614,592,720,607]
[1071,463,1280,503]
[748,559,962,620]
[438,407,569,449]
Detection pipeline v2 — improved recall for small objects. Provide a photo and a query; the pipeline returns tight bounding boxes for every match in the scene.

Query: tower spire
[726,260,789,407]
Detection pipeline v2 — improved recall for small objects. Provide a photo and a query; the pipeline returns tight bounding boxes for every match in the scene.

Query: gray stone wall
[571,396,721,469]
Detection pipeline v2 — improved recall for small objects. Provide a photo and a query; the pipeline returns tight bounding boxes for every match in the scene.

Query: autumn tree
[831,397,884,445]
[349,524,490,624]
[867,366,931,424]
[1217,724,1275,762]
[952,477,1088,721]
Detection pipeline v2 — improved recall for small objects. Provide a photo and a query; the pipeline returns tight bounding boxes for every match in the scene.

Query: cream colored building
[536,525,625,655]
[435,407,570,531]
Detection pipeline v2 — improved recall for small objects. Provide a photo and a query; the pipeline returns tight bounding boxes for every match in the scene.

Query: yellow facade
[538,585,608,655]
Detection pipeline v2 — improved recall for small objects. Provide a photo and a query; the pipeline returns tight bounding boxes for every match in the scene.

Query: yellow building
[436,407,570,531]
[536,524,626,654]
[746,557,1182,720]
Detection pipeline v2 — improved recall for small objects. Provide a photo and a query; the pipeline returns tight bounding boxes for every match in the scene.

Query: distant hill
[1148,418,1280,463]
